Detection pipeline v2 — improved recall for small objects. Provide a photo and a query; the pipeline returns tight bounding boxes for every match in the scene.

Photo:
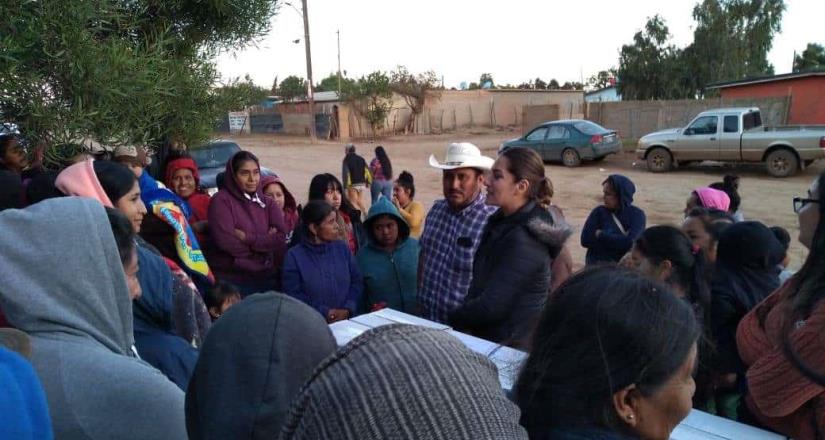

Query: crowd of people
[1,129,824,440]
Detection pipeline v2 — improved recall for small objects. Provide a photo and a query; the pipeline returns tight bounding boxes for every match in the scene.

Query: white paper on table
[488,345,527,392]
[349,313,399,329]
[670,410,787,440]
[445,330,499,355]
[328,320,372,347]
[371,308,451,330]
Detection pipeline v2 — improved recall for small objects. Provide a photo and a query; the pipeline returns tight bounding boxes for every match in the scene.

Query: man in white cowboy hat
[418,142,496,323]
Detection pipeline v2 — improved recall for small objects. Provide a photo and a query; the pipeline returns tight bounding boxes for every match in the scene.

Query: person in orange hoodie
[736,171,825,440]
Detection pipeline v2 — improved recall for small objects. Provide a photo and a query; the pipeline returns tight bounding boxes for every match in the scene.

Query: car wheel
[765,148,798,178]
[646,147,673,173]
[562,149,581,167]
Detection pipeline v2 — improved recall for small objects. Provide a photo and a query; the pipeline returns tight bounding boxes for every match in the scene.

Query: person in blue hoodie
[356,196,420,314]
[581,174,646,265]
[0,346,53,440]
[283,200,363,323]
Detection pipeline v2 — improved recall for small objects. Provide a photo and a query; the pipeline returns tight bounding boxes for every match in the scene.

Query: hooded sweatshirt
[260,175,299,235]
[134,246,199,391]
[185,293,336,440]
[282,238,363,318]
[711,221,783,375]
[164,157,211,224]
[356,197,420,314]
[57,158,207,367]
[581,174,646,265]
[280,324,529,439]
[0,347,53,440]
[208,153,287,285]
[694,187,731,213]
[0,197,186,440]
[449,201,572,349]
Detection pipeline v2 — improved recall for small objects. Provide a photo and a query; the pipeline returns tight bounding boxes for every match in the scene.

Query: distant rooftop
[706,70,825,90]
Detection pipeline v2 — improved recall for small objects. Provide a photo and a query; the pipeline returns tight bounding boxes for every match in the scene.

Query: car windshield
[189,142,240,169]
[572,121,608,135]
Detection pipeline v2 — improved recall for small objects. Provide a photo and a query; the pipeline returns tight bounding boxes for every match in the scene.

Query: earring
[627,414,635,420]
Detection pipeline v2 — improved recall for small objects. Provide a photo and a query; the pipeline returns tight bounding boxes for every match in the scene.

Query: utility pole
[337,29,342,95]
[301,0,316,141]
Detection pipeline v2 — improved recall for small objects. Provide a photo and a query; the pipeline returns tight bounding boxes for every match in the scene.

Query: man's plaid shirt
[418,192,496,323]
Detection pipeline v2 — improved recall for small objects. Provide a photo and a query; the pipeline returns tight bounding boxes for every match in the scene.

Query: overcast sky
[216,0,825,89]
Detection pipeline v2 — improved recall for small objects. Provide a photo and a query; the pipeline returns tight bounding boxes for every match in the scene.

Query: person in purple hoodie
[208,151,287,296]
[282,200,363,323]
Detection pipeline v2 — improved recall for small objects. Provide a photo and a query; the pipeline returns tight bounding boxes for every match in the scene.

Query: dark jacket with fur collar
[449,201,572,349]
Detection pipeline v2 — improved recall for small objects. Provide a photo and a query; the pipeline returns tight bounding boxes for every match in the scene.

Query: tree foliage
[341,71,393,136]
[793,43,825,72]
[0,0,278,166]
[315,72,356,93]
[479,73,495,88]
[214,75,270,109]
[534,78,547,89]
[586,69,618,90]
[618,1,785,100]
[278,75,307,102]
[548,79,560,89]
[390,66,441,133]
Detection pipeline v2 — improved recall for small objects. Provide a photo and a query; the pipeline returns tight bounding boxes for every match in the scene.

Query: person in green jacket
[357,196,420,314]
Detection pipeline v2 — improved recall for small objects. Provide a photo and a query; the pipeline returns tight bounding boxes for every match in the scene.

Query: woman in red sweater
[736,171,825,440]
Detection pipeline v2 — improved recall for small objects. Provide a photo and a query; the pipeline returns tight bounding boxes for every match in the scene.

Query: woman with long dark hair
[514,266,699,440]
[369,145,393,203]
[736,171,825,439]
[628,225,714,409]
[449,147,570,349]
[308,173,364,254]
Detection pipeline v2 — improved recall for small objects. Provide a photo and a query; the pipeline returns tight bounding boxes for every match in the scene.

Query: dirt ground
[229,131,822,271]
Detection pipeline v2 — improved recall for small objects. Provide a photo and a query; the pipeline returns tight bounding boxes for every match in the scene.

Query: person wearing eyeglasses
[735,171,825,440]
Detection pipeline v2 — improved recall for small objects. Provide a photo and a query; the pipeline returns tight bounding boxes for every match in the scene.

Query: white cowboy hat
[428,142,494,171]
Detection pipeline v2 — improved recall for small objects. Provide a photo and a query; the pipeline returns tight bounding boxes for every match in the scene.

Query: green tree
[341,71,393,136]
[278,75,307,102]
[561,81,584,90]
[315,72,356,93]
[548,79,560,89]
[214,74,269,108]
[468,82,480,90]
[479,73,495,88]
[793,43,825,72]
[517,81,533,90]
[685,0,785,96]
[534,78,547,89]
[587,69,618,90]
[0,0,278,166]
[270,76,279,94]
[390,66,441,133]
[618,15,684,100]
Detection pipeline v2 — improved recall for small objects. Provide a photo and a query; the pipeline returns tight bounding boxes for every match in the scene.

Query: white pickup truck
[636,107,825,177]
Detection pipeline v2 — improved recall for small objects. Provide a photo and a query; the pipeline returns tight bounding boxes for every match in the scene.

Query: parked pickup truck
[636,107,825,177]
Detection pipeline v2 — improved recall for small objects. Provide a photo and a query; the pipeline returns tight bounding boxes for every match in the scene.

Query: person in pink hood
[261,175,299,236]
[684,187,731,216]
[208,151,287,296]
